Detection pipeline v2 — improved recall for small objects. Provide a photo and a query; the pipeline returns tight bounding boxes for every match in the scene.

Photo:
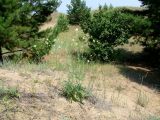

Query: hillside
[0,22,160,120]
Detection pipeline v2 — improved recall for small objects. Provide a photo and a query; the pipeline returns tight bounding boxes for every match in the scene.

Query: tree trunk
[0,46,3,64]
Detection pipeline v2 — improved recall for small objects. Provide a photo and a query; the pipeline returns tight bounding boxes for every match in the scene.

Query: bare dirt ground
[0,63,160,120]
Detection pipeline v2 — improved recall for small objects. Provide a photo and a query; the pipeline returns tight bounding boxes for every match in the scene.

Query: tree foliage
[139,0,160,41]
[57,14,69,32]
[67,0,91,25]
[138,0,160,65]
[139,0,160,20]
[0,0,61,63]
[81,8,150,62]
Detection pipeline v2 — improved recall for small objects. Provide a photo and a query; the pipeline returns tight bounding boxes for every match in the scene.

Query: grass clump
[147,116,160,120]
[62,63,90,103]
[63,80,90,103]
[136,91,149,107]
[0,86,20,99]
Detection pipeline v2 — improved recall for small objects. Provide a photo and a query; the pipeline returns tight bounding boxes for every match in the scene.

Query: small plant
[136,91,149,107]
[115,84,125,93]
[111,92,127,107]
[63,80,89,103]
[29,27,59,62]
[29,80,38,97]
[0,86,20,99]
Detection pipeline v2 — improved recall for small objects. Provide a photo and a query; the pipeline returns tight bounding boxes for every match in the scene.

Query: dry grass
[0,25,160,120]
[39,12,60,31]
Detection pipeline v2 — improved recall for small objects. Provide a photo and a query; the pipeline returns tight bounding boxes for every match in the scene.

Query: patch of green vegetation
[62,62,91,103]
[0,86,20,99]
[62,80,90,103]
[67,0,91,25]
[57,14,69,32]
[147,116,160,120]
[81,7,150,62]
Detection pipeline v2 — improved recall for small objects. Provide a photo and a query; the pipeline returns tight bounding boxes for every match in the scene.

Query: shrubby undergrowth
[29,19,68,62]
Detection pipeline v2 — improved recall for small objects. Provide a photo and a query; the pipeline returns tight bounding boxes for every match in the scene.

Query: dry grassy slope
[0,15,160,120]
[39,12,60,31]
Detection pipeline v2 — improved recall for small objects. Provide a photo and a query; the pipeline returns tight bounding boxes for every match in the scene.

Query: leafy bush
[67,0,91,25]
[29,14,69,62]
[63,80,89,103]
[28,26,60,62]
[57,14,69,32]
[81,8,150,62]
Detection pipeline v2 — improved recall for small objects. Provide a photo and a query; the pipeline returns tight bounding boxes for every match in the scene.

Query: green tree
[139,0,160,20]
[139,0,160,39]
[67,0,91,25]
[81,8,150,62]
[0,0,61,63]
[139,0,160,65]
[57,14,69,32]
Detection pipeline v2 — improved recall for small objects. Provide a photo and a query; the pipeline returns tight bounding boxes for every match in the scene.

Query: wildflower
[75,42,78,46]
[33,45,37,48]
[45,41,48,45]
[75,28,79,32]
[72,39,75,42]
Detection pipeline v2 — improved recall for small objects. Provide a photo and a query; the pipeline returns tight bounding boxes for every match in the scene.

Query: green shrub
[29,14,69,62]
[63,80,89,103]
[81,8,150,62]
[0,86,20,99]
[57,14,69,32]
[67,0,91,25]
[29,27,60,62]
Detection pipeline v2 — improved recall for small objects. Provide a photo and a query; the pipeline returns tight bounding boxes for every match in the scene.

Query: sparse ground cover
[0,24,160,120]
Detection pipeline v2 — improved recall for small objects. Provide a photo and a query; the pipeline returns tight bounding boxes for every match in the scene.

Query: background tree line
[0,0,159,68]
[67,0,160,66]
